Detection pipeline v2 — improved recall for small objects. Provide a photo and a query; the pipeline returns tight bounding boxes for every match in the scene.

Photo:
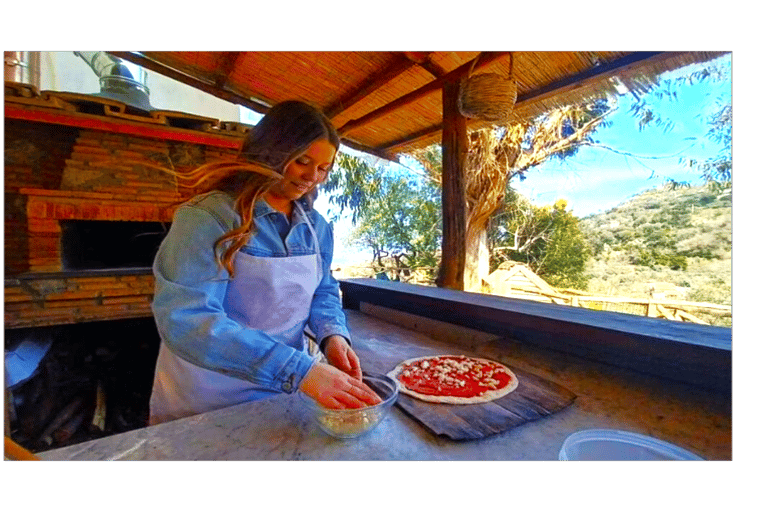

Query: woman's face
[268,139,336,204]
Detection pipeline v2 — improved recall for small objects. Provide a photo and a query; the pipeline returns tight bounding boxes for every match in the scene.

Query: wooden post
[437,78,467,290]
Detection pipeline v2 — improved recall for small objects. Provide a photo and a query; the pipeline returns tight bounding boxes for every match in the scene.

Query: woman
[148,101,381,425]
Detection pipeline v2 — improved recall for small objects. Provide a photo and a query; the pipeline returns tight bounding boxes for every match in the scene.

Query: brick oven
[4,81,250,451]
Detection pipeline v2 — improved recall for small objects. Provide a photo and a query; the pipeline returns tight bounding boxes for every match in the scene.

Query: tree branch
[580,140,698,160]
[514,107,616,173]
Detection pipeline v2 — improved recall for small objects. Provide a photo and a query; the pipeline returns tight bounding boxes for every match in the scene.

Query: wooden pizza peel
[355,340,577,441]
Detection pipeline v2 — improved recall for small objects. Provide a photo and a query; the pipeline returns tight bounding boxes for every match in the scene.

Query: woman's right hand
[299,362,382,409]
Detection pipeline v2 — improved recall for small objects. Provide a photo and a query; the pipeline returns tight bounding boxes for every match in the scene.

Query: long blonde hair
[175,101,340,277]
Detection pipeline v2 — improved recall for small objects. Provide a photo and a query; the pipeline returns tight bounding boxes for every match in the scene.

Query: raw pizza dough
[387,354,518,405]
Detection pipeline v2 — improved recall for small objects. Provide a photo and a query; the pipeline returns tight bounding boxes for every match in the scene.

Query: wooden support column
[437,78,468,290]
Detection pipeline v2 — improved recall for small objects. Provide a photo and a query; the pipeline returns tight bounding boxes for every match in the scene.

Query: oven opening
[60,220,169,270]
[5,318,161,453]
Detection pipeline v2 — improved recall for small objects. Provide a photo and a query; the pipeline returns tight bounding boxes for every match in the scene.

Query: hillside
[578,184,731,322]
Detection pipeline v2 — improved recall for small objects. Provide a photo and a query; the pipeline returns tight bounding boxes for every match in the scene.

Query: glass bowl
[299,372,398,439]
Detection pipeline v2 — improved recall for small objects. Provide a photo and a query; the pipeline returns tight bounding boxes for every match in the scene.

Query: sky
[319,55,733,265]
[512,56,732,218]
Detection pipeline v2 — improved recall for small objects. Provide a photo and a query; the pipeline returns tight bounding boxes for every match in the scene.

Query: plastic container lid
[559,429,705,461]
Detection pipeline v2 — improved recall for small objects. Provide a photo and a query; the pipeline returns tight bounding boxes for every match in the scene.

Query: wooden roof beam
[112,52,402,161]
[108,51,273,115]
[324,54,423,120]
[377,51,671,154]
[378,122,443,154]
[213,51,245,89]
[339,137,394,162]
[403,51,448,78]
[326,52,448,121]
[338,52,508,136]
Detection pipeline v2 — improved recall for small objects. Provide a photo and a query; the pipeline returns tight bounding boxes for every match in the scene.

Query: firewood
[53,408,88,444]
[21,392,56,440]
[90,381,106,433]
[37,395,86,447]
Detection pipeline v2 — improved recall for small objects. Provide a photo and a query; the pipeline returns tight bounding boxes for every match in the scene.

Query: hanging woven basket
[459,52,517,122]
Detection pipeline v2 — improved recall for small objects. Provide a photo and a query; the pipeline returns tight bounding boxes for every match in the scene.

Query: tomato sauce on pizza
[388,355,518,404]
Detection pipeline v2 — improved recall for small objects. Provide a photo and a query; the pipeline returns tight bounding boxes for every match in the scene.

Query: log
[677,310,709,325]
[90,381,107,433]
[21,391,56,440]
[37,395,86,447]
[53,408,88,444]
[656,304,675,320]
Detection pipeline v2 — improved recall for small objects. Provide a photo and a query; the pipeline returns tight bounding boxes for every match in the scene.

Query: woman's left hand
[323,335,363,381]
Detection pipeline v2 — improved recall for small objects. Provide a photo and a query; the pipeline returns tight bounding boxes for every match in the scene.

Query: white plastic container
[559,429,705,461]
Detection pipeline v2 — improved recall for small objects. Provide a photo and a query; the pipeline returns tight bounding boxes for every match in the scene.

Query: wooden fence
[530,289,731,325]
[334,263,731,326]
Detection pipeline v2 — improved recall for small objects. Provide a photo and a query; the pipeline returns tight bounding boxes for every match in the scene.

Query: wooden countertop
[37,309,730,460]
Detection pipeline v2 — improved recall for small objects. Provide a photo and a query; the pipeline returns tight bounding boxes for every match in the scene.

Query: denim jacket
[151,190,350,395]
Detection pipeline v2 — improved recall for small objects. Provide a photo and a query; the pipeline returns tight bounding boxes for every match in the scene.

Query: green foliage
[580,184,731,312]
[490,195,590,289]
[540,206,590,289]
[544,99,614,163]
[322,153,441,277]
[636,249,688,271]
[581,185,731,260]
[678,100,732,191]
[628,57,732,192]
[322,152,381,224]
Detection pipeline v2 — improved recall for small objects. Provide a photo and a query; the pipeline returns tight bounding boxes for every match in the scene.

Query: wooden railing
[521,289,731,325]
[333,264,732,326]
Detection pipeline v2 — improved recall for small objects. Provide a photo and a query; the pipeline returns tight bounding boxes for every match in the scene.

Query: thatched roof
[112,51,726,161]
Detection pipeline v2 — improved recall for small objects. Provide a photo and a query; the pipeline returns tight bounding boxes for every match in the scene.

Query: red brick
[28,258,61,270]
[54,203,78,219]
[26,200,48,218]
[72,145,111,155]
[28,237,60,252]
[4,301,36,310]
[112,149,147,159]
[27,219,60,233]
[45,290,100,301]
[102,295,152,305]
[79,203,101,220]
[65,158,92,168]
[125,180,170,189]
[73,276,119,285]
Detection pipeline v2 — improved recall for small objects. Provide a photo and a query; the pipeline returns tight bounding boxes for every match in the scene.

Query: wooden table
[36,310,728,460]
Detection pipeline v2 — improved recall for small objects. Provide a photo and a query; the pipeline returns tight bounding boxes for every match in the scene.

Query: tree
[489,195,589,289]
[679,99,732,197]
[322,153,441,282]
[324,100,612,290]
[410,99,613,290]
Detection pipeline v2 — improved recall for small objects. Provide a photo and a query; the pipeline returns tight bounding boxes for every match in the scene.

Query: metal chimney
[74,51,153,112]
[4,51,41,87]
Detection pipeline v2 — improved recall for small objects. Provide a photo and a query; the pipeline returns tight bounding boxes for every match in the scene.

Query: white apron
[149,203,322,425]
